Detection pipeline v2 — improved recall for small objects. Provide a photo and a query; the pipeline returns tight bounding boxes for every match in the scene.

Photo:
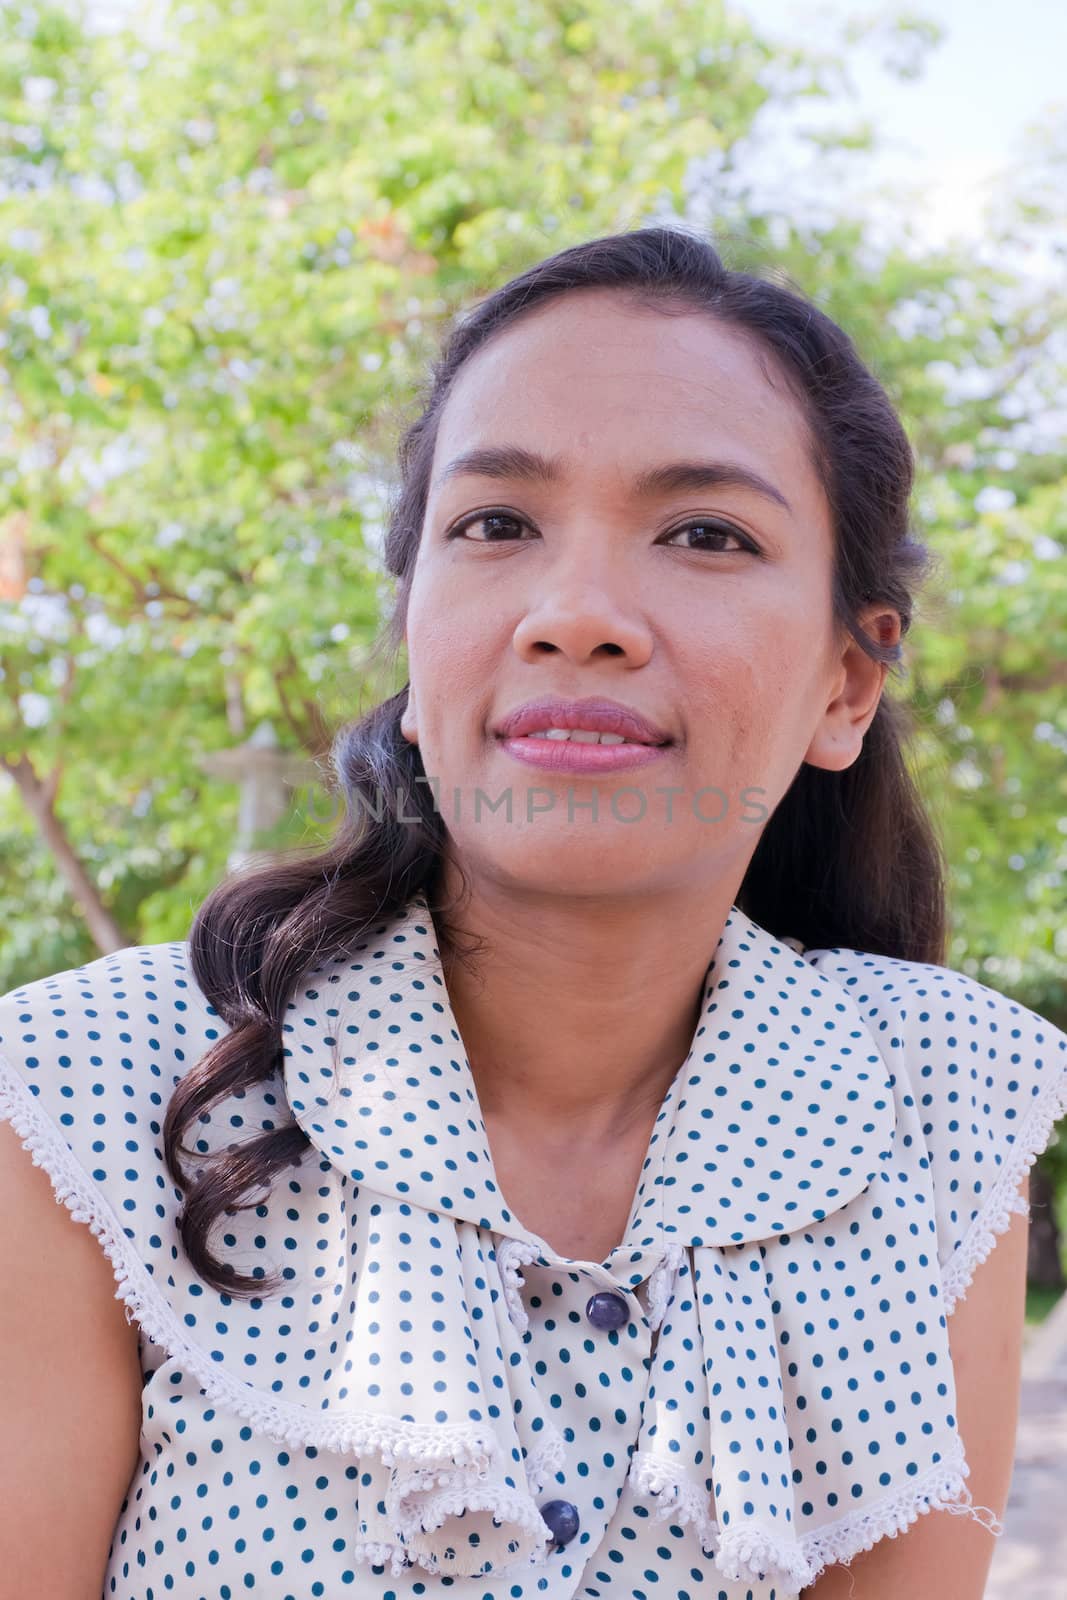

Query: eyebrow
[431,444,793,514]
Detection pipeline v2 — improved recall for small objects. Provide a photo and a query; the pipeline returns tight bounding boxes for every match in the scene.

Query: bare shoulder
[0,1114,145,1311]
[0,1117,143,1596]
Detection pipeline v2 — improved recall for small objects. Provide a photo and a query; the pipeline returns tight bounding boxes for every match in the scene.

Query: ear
[399,681,419,746]
[804,607,901,773]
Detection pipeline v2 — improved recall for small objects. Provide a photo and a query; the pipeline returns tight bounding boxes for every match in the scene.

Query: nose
[511,561,654,668]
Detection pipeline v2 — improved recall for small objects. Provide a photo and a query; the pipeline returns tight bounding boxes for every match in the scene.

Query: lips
[493,697,672,746]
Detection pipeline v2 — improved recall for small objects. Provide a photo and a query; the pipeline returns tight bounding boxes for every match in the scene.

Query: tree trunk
[3,753,130,954]
[1026,1156,1066,1292]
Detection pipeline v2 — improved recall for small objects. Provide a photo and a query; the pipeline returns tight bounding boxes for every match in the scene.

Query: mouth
[493,697,673,748]
[521,728,650,746]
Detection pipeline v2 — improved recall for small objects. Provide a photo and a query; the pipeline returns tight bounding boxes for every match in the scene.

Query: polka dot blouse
[1,894,1066,1600]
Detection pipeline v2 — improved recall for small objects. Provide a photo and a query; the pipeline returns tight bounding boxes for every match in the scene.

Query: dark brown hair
[163,224,946,1295]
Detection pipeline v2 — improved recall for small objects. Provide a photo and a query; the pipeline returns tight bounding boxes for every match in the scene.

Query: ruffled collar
[282,891,898,1255]
[270,895,981,1590]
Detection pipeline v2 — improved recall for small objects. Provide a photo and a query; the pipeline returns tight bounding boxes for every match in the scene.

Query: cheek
[406,580,501,740]
[681,599,822,771]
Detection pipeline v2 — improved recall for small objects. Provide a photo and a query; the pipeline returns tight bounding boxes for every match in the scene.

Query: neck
[432,865,740,1145]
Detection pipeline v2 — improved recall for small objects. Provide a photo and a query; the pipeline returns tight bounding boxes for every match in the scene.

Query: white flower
[974,485,1017,514]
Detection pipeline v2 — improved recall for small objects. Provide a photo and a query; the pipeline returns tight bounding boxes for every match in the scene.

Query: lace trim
[714,1524,814,1590]
[397,1428,561,1500]
[524,1429,567,1497]
[0,1061,502,1477]
[646,1241,686,1332]
[496,1237,541,1336]
[350,1523,544,1582]
[630,1450,718,1544]
[394,1482,552,1577]
[941,1059,1067,1316]
[630,1428,1000,1590]
[797,1428,1001,1585]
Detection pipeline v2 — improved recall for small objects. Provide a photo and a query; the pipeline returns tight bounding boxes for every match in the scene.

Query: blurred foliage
[1026,1281,1064,1328]
[0,0,1064,1106]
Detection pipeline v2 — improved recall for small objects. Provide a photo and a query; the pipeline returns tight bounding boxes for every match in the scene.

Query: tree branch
[272,646,334,759]
[85,531,200,617]
[1,751,130,953]
[998,660,1067,697]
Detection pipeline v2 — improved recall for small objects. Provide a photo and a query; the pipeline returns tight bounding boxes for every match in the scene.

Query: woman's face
[400,289,896,902]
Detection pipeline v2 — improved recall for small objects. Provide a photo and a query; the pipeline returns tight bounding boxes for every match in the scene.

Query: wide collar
[282,892,898,1255]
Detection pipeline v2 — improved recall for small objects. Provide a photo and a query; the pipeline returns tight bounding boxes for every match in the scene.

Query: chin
[453,822,686,901]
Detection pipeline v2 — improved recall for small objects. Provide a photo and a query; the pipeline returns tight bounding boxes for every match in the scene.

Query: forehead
[431,289,820,499]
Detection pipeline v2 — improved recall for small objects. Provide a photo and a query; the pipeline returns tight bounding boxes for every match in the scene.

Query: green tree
[1,0,1064,1042]
[0,0,830,980]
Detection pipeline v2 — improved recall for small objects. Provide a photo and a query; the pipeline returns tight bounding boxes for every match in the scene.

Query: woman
[2,226,1065,1600]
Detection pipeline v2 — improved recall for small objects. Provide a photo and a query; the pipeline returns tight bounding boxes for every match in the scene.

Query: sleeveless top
[1,893,1066,1600]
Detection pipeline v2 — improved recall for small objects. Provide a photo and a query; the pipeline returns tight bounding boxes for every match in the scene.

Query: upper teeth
[526,728,629,745]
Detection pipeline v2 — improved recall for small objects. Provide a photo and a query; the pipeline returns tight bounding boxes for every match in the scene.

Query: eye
[444,510,759,551]
[660,519,757,554]
[446,510,536,543]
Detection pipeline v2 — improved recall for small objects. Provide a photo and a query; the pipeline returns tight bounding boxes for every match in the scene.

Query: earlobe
[399,684,419,746]
[803,720,866,774]
[803,638,891,774]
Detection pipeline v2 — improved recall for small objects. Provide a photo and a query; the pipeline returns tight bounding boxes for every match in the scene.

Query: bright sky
[735,0,1067,245]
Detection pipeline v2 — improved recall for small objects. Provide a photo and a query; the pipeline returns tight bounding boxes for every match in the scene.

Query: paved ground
[985,1293,1067,1599]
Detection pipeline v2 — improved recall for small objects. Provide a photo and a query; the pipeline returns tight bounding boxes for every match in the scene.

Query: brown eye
[448,511,536,542]
[661,519,755,553]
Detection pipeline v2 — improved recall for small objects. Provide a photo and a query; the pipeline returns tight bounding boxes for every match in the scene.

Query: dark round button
[540,1498,580,1547]
[585,1290,629,1330]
